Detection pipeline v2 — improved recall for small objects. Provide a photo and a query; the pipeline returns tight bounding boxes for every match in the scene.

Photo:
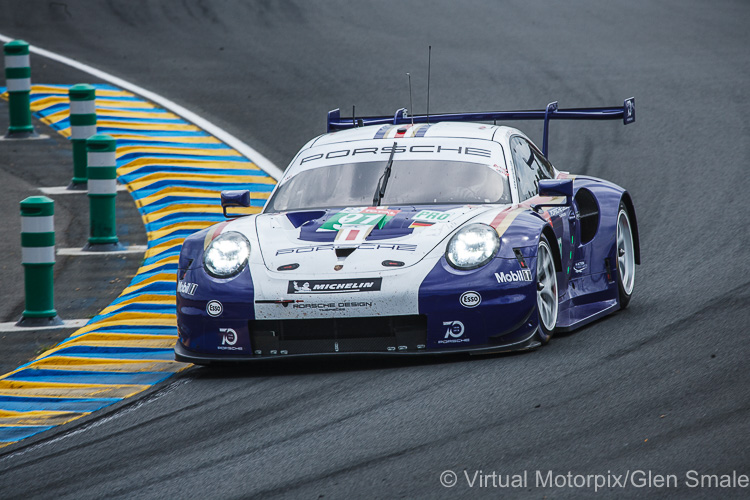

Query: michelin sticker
[288,278,382,294]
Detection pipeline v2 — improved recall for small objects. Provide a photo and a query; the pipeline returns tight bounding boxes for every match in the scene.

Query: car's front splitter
[174,329,540,365]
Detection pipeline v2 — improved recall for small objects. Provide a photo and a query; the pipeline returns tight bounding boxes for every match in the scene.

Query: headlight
[204,231,251,278]
[445,223,500,270]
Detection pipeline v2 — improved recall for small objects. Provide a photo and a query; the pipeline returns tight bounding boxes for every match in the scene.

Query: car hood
[251,205,499,274]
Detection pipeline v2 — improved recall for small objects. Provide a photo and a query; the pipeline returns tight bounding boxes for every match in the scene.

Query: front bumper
[176,249,541,362]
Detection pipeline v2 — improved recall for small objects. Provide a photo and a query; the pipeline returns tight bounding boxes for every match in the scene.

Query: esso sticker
[206,300,223,317]
[460,291,481,308]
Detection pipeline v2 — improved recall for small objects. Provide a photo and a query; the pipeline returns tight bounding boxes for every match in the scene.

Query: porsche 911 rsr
[174,99,639,363]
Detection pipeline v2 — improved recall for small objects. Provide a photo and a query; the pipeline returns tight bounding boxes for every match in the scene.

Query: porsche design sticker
[292,302,373,312]
[288,278,382,294]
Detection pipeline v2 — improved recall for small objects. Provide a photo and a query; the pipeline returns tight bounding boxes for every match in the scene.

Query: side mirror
[538,179,573,204]
[221,190,252,218]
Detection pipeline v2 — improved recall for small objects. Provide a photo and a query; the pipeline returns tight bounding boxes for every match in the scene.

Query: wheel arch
[541,224,563,272]
[620,192,641,265]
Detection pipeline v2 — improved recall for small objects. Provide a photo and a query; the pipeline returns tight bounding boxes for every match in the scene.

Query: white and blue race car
[175,100,639,363]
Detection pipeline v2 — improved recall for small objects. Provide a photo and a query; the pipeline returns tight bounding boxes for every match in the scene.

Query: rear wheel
[616,204,636,309]
[536,235,558,344]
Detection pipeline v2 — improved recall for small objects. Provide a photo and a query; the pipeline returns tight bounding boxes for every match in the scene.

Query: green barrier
[84,134,123,251]
[17,196,62,326]
[68,83,97,189]
[4,40,37,139]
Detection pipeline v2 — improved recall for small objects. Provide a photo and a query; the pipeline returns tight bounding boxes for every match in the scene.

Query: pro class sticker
[409,209,455,228]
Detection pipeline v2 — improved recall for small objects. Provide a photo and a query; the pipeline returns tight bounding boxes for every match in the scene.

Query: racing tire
[616,203,636,309]
[535,234,558,344]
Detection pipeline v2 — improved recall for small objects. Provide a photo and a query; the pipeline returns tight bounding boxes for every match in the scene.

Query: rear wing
[327,97,635,159]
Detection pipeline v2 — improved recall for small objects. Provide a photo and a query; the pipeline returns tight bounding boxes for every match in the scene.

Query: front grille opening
[250,315,427,355]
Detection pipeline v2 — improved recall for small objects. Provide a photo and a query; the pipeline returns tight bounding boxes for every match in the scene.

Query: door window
[510,136,555,201]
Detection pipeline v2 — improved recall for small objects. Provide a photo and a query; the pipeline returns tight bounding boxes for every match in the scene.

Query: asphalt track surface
[1,1,749,498]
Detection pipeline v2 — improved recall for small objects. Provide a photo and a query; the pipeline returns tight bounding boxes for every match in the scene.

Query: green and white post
[84,134,122,251]
[18,196,62,327]
[4,40,37,138]
[68,83,97,189]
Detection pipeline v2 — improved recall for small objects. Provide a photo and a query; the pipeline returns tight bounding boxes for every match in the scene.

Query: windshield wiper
[373,141,397,206]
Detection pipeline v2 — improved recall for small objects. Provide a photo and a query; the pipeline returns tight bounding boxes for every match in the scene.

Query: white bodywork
[217,122,541,320]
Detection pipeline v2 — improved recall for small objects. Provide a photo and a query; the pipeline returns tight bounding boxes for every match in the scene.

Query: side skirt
[556,299,618,333]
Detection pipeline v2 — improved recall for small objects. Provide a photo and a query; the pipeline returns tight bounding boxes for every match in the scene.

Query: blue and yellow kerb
[0,84,276,447]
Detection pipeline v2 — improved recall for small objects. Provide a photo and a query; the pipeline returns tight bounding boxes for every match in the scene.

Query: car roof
[308,122,519,148]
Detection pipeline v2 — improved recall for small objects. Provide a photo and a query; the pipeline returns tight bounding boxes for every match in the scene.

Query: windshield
[266,160,512,212]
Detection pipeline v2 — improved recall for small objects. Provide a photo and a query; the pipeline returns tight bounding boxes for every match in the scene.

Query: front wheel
[536,235,558,344]
[616,203,636,309]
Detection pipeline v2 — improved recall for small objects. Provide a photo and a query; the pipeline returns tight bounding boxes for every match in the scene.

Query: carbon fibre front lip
[174,330,539,365]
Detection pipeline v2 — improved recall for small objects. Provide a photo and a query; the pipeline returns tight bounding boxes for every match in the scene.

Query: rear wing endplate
[327,97,635,159]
